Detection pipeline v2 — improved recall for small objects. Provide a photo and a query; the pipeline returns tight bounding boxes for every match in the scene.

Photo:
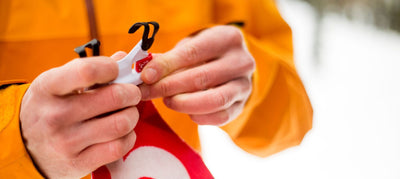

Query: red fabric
[92,101,213,179]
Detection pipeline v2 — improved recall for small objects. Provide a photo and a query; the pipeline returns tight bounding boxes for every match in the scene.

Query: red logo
[135,53,153,73]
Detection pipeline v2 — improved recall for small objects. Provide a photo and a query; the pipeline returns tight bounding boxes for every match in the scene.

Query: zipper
[84,0,98,40]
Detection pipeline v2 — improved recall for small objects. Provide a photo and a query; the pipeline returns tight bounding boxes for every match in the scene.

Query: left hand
[139,25,255,126]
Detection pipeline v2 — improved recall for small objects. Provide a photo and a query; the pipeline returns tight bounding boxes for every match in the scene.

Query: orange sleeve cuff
[0,83,44,178]
[220,29,313,157]
[0,80,28,86]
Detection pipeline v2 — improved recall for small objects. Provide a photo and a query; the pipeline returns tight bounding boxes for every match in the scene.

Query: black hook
[128,21,159,51]
[74,39,101,57]
[74,22,159,57]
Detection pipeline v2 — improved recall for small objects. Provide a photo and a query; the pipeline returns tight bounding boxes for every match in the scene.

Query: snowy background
[199,0,400,178]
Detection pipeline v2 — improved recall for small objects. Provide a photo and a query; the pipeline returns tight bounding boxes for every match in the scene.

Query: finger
[61,83,141,124]
[110,51,127,60]
[140,50,254,100]
[190,101,245,126]
[77,130,136,171]
[86,51,128,90]
[163,77,251,114]
[41,57,119,95]
[70,106,139,151]
[141,25,244,84]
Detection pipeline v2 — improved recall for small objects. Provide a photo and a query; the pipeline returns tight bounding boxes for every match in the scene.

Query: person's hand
[20,52,140,179]
[140,25,255,126]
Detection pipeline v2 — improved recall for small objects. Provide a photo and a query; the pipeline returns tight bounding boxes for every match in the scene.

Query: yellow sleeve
[216,0,313,157]
[0,83,44,178]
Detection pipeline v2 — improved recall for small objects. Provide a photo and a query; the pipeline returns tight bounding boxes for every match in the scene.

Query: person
[0,0,313,178]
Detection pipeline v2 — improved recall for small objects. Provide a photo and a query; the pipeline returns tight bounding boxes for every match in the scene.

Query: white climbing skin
[107,146,191,179]
[112,40,148,85]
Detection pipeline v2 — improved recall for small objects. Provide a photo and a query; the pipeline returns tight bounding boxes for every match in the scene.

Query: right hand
[20,52,140,179]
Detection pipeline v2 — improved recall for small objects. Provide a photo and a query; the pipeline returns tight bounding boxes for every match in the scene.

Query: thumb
[110,51,127,61]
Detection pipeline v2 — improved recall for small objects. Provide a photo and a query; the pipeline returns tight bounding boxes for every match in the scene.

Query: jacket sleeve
[0,82,44,178]
[215,0,313,157]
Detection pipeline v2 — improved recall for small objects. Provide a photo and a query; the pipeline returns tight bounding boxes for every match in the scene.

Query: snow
[199,0,400,178]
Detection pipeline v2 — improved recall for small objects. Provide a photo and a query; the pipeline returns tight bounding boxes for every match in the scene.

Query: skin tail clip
[74,21,160,57]
[73,21,160,85]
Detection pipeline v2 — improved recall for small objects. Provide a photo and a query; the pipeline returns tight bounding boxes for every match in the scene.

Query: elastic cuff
[0,84,43,178]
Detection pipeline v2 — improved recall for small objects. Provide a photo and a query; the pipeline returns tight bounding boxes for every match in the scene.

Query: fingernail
[144,68,158,83]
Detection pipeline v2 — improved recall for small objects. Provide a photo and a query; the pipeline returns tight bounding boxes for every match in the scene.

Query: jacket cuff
[0,83,44,178]
[220,30,313,157]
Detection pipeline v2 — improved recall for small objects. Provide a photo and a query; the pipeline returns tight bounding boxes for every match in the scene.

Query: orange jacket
[0,0,313,178]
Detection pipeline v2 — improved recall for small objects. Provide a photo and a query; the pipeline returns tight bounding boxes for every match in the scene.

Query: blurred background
[199,0,400,178]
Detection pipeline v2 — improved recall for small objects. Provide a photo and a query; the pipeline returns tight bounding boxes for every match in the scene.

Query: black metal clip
[74,39,101,58]
[128,21,159,51]
[74,21,159,57]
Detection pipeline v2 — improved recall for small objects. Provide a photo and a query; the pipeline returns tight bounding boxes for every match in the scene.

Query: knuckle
[214,111,231,126]
[191,112,230,126]
[159,81,173,96]
[131,85,142,99]
[190,115,205,125]
[127,132,137,150]
[34,69,54,93]
[44,110,65,130]
[193,68,211,90]
[182,44,199,62]
[225,26,244,45]
[242,78,253,94]
[52,134,75,157]
[110,85,128,107]
[125,84,142,105]
[212,90,230,109]
[76,60,96,84]
[159,58,172,73]
[235,77,252,93]
[242,55,256,73]
[112,114,133,137]
[107,60,119,78]
[129,107,140,128]
[108,141,126,159]
[233,52,255,76]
